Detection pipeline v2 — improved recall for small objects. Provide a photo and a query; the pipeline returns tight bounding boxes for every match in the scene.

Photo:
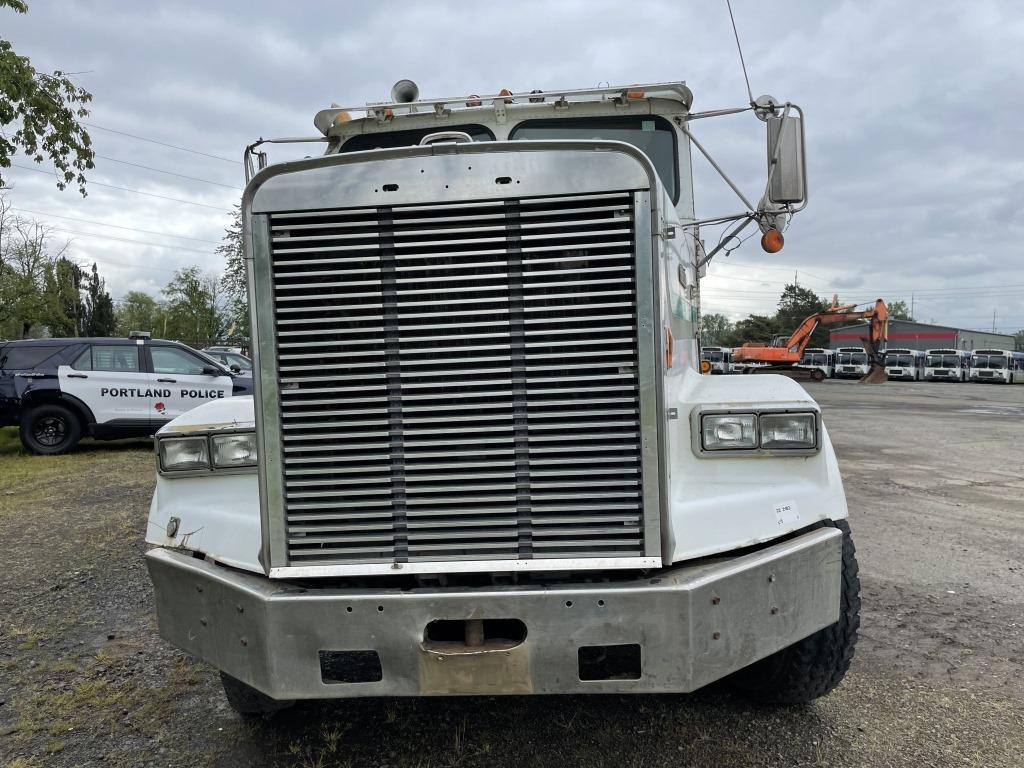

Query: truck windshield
[509,116,678,201]
[339,124,495,153]
[887,355,912,367]
[703,351,723,361]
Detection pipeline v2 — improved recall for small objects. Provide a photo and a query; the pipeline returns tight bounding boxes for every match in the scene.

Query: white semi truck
[145,79,859,714]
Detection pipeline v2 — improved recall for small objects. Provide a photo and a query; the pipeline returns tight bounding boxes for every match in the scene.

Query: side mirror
[201,365,222,376]
[766,113,806,205]
[229,364,241,374]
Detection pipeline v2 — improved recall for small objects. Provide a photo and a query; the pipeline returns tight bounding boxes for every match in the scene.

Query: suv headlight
[159,437,210,471]
[693,409,819,456]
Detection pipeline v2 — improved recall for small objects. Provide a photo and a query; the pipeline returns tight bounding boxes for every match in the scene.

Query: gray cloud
[5,0,1023,334]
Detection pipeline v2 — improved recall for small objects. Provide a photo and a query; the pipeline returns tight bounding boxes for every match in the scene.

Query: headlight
[159,437,210,471]
[759,413,817,450]
[212,433,257,467]
[701,413,757,450]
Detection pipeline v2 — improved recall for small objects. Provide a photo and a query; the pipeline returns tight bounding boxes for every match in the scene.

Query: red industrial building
[829,320,1015,352]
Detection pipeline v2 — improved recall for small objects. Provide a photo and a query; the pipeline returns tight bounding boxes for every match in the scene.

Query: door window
[83,345,141,372]
[152,347,212,376]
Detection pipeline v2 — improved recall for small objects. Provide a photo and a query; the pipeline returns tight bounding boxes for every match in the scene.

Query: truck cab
[144,79,859,713]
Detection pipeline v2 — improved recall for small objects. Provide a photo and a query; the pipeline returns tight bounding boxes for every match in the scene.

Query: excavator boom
[732,299,889,382]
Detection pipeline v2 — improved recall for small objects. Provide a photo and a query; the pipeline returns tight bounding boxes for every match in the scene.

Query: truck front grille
[266,191,648,566]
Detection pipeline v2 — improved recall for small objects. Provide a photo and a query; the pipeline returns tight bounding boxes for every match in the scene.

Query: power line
[83,122,239,165]
[11,207,221,244]
[10,163,231,211]
[94,154,242,190]
[46,225,213,255]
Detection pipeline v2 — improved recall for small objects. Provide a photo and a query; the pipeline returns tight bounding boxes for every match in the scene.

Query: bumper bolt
[767,574,776,583]
[236,604,244,614]
[240,637,248,647]
[712,632,721,640]
[711,596,721,605]
[770,607,779,615]
[200,617,207,626]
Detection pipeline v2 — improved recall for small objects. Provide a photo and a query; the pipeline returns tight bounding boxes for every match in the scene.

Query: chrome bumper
[146,527,842,699]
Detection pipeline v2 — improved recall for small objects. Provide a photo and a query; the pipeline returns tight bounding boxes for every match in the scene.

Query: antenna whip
[726,0,755,105]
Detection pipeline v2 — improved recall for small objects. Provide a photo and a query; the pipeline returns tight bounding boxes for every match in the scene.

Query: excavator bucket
[860,362,888,384]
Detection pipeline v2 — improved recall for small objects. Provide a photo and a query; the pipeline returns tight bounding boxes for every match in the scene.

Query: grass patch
[0,437,152,512]
[0,425,21,455]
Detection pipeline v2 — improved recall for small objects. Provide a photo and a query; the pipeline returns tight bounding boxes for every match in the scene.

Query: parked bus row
[700,346,1024,383]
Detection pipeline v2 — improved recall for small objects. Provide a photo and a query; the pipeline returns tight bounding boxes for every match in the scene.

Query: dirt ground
[1,379,1022,768]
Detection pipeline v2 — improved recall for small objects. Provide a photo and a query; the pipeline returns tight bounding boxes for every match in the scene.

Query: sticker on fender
[773,500,801,527]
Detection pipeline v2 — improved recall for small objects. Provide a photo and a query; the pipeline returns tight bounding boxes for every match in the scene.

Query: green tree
[887,299,912,320]
[82,262,115,335]
[217,207,248,341]
[41,255,84,336]
[1,1,94,194]
[776,283,830,347]
[162,266,222,345]
[724,314,782,347]
[0,197,69,337]
[700,312,734,346]
[1014,329,1024,352]
[115,290,160,337]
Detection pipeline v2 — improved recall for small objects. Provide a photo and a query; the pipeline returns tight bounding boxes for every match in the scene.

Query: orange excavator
[733,298,889,383]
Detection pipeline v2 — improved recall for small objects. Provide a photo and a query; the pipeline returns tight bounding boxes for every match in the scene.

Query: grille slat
[268,191,646,566]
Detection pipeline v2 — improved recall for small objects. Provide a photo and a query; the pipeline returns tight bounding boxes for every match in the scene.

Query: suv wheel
[20,404,83,455]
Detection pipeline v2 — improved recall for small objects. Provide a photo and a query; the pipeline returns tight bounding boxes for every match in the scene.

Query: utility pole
[910,292,914,320]
[992,309,997,332]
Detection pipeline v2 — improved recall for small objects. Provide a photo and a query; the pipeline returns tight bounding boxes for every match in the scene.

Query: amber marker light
[700,360,712,374]
[761,228,784,253]
[666,327,674,368]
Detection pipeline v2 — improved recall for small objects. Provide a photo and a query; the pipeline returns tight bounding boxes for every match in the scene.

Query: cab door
[147,345,233,423]
[57,343,154,427]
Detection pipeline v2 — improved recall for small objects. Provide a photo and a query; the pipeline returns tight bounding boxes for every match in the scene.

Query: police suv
[0,333,252,454]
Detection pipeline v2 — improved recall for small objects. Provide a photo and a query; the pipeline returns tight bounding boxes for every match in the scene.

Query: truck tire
[19,403,83,455]
[730,519,860,704]
[220,672,293,716]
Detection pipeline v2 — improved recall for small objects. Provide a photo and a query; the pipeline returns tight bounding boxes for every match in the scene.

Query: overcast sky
[5,0,1023,333]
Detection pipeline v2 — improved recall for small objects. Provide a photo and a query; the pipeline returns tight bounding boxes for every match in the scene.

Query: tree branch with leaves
[0,0,94,195]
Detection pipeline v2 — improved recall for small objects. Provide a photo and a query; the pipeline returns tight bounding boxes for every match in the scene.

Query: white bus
[834,347,870,379]
[884,348,925,381]
[796,348,835,379]
[700,346,732,375]
[969,349,1024,384]
[924,349,969,382]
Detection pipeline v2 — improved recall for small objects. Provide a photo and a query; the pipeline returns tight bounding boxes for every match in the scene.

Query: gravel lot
[1,379,1022,768]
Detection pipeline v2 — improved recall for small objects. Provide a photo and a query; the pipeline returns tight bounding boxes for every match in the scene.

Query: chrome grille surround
[246,144,664,576]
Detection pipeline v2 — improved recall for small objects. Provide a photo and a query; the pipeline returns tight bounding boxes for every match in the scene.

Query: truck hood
[157,395,256,434]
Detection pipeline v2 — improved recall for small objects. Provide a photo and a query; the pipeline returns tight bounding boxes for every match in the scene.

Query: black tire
[730,519,860,704]
[220,672,293,716]
[811,369,826,382]
[19,403,83,455]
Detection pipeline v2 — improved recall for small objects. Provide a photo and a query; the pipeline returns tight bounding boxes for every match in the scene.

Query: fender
[21,387,97,427]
